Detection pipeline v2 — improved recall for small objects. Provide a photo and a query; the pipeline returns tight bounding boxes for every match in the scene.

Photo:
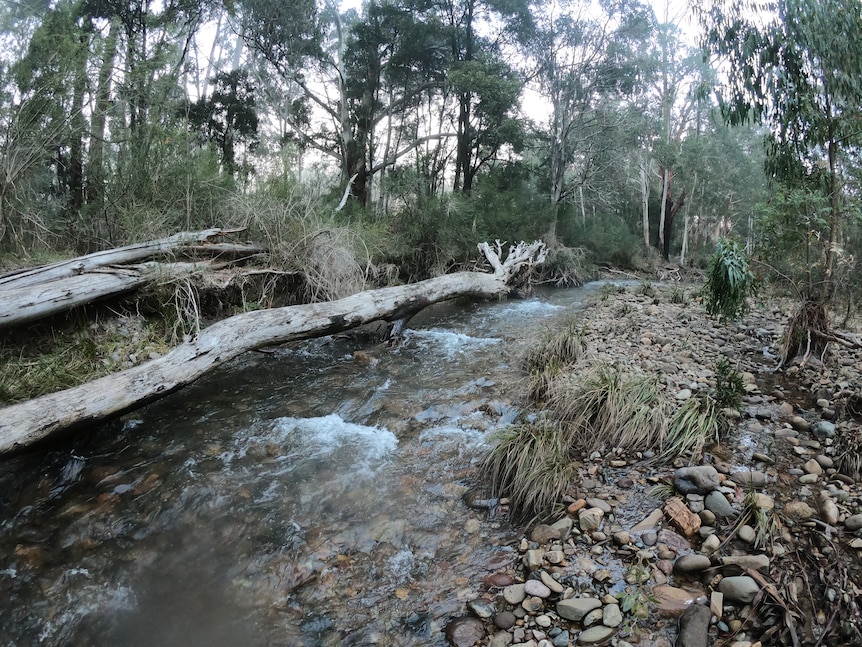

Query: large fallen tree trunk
[0,229,265,330]
[0,228,256,291]
[0,240,546,454]
[0,261,215,329]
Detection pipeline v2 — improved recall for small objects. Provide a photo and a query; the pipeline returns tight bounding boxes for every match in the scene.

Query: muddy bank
[457,282,862,647]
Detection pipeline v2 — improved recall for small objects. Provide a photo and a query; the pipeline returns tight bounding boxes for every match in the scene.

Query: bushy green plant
[714,357,745,410]
[703,238,756,321]
[661,395,721,462]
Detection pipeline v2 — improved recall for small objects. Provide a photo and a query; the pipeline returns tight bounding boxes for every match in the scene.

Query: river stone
[719,576,760,604]
[540,570,564,594]
[613,530,631,546]
[657,528,692,553]
[674,466,720,495]
[586,497,612,513]
[784,500,816,520]
[552,630,570,647]
[602,603,623,628]
[468,598,496,619]
[811,421,837,439]
[701,533,721,555]
[790,416,810,432]
[495,611,517,629]
[525,579,552,598]
[583,607,604,626]
[484,573,516,589]
[524,549,544,571]
[674,554,711,573]
[676,604,711,647]
[632,508,664,532]
[545,550,566,565]
[489,631,513,647]
[720,554,770,571]
[737,524,756,543]
[699,509,716,526]
[522,595,544,613]
[557,597,602,622]
[816,491,840,525]
[531,524,561,544]
[799,473,818,485]
[845,514,862,531]
[504,583,527,604]
[578,625,616,645]
[653,585,703,615]
[730,470,767,488]
[551,517,574,540]
[578,507,604,532]
[705,491,736,518]
[803,459,823,476]
[445,617,486,647]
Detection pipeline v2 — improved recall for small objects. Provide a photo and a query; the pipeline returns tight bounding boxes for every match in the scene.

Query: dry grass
[660,395,723,463]
[226,191,382,301]
[483,421,580,522]
[523,317,586,401]
[546,365,668,456]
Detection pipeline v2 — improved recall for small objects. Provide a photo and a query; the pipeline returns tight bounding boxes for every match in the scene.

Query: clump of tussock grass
[483,420,580,523]
[545,365,668,455]
[523,318,586,401]
[660,395,723,463]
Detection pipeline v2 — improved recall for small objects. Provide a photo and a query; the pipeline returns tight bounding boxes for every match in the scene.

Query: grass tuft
[546,365,668,455]
[483,421,579,522]
[660,395,722,463]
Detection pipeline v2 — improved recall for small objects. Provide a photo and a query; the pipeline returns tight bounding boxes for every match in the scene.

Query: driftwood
[0,261,216,329]
[0,228,264,330]
[0,240,546,454]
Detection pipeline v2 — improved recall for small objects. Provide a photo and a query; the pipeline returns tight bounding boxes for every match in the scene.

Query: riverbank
[451,281,862,647]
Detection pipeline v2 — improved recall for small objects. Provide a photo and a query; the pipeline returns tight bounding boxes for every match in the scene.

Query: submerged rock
[445,616,485,647]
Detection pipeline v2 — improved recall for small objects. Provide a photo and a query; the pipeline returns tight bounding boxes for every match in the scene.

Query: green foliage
[714,357,744,411]
[545,365,667,456]
[661,395,721,462]
[703,238,756,322]
[564,215,652,272]
[483,420,580,522]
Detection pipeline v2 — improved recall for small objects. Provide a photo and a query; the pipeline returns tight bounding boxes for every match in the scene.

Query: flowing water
[0,285,607,647]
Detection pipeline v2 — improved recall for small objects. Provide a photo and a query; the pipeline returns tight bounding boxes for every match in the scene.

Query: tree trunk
[0,241,545,454]
[0,228,249,292]
[640,158,651,247]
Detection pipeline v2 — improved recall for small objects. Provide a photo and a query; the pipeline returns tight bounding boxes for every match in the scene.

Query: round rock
[578,625,616,645]
[494,611,517,629]
[674,553,712,573]
[525,579,552,598]
[445,617,485,647]
[718,575,760,604]
[557,597,602,622]
[674,466,721,495]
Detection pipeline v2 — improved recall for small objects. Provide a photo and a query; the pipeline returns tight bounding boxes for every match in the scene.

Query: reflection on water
[0,285,606,647]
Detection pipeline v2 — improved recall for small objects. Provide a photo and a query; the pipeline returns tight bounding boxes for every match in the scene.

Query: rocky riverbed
[445,283,862,647]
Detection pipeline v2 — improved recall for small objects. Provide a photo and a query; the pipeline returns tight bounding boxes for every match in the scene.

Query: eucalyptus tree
[237,0,451,206]
[703,0,862,360]
[528,0,654,237]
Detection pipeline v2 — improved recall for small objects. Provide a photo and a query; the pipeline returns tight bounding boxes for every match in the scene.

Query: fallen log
[0,240,546,454]
[0,261,215,330]
[0,227,253,292]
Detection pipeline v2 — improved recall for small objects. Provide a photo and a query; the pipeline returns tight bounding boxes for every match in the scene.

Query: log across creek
[0,240,546,455]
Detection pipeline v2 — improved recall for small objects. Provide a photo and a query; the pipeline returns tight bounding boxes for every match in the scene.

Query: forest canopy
[0,0,858,298]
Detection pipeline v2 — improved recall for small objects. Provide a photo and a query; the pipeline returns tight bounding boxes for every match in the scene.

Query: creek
[0,284,607,647]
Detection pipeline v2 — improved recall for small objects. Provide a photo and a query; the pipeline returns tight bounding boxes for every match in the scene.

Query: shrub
[703,238,756,322]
